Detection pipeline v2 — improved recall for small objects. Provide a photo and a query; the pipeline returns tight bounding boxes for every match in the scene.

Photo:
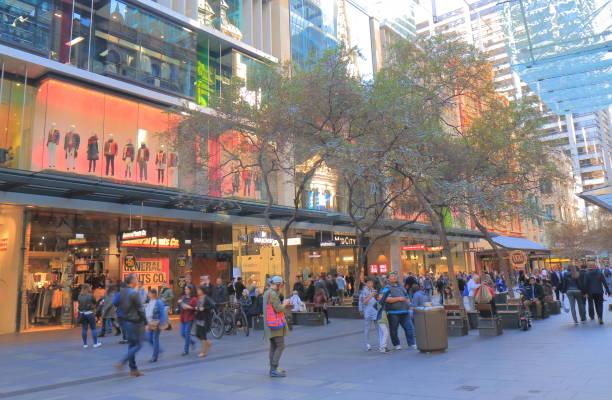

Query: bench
[476,304,503,336]
[547,300,561,315]
[498,310,520,329]
[327,306,362,319]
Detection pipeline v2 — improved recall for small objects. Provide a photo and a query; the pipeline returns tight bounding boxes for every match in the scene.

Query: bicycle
[209,303,229,339]
[228,302,250,337]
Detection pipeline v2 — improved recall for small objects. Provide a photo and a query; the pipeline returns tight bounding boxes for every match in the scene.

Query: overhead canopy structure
[492,235,550,252]
[578,184,612,212]
[500,0,611,114]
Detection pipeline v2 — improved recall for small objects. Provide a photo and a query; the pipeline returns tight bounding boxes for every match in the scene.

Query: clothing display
[168,152,179,186]
[47,126,60,168]
[122,142,135,178]
[242,169,252,196]
[137,144,150,181]
[155,150,167,183]
[87,135,99,172]
[64,128,80,170]
[104,138,118,176]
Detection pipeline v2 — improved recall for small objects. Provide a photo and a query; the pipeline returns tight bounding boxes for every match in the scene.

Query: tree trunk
[472,215,515,298]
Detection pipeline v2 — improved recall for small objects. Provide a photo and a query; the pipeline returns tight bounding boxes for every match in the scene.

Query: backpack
[475,285,493,304]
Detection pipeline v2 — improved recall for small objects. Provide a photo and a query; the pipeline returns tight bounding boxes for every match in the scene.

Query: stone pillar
[0,205,25,334]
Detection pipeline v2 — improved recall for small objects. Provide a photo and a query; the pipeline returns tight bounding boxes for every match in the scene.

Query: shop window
[0,75,35,169]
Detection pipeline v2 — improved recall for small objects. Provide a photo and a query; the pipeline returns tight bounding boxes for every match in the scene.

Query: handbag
[265,292,286,330]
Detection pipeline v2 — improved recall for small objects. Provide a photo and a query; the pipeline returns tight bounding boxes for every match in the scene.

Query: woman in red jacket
[178,285,197,356]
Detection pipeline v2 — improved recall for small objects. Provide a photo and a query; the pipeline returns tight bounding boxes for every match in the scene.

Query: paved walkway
[1,307,611,400]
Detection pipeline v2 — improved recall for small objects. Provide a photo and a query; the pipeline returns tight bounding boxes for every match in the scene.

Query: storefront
[474,235,551,275]
[297,232,366,279]
[399,241,470,275]
[18,208,231,332]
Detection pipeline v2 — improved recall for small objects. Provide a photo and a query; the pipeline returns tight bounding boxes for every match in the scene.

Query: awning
[491,236,550,252]
[578,185,612,213]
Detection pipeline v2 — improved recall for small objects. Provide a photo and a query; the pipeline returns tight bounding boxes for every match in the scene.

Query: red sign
[427,246,444,252]
[0,238,7,251]
[402,244,426,251]
[122,257,170,290]
[379,264,388,273]
[369,264,379,274]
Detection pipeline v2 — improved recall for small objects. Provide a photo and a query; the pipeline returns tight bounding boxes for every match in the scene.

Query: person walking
[466,274,481,312]
[195,286,215,358]
[583,263,610,325]
[375,292,390,354]
[144,288,167,362]
[159,281,174,331]
[78,284,101,348]
[113,282,128,344]
[562,265,586,325]
[359,277,378,351]
[313,288,330,324]
[263,276,291,377]
[380,271,416,351]
[115,274,147,377]
[178,285,197,356]
[99,284,119,337]
[336,274,347,303]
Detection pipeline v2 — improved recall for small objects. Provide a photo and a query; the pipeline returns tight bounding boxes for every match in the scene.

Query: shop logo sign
[177,255,187,268]
[124,255,137,268]
[122,229,147,240]
[510,250,527,267]
[0,238,9,251]
[121,237,180,248]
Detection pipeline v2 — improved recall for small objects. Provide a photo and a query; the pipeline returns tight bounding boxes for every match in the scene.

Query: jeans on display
[363,319,377,348]
[566,290,586,323]
[378,322,389,350]
[66,149,76,170]
[105,155,115,175]
[269,336,285,370]
[81,313,98,345]
[387,312,416,347]
[88,159,97,172]
[47,143,57,167]
[145,329,161,361]
[120,321,143,370]
[138,161,147,180]
[180,321,195,354]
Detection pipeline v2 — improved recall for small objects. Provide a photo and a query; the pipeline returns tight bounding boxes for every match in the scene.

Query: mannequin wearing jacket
[87,134,99,172]
[47,123,60,168]
[104,136,118,176]
[168,152,179,187]
[155,147,167,184]
[122,139,135,178]
[64,125,80,170]
[137,143,150,181]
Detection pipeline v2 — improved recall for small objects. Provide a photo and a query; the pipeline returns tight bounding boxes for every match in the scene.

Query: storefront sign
[334,234,358,246]
[426,246,444,252]
[318,234,368,247]
[510,250,527,267]
[252,236,301,247]
[177,255,187,268]
[378,264,388,273]
[0,238,8,251]
[320,241,336,247]
[121,229,148,240]
[465,247,484,253]
[68,238,87,245]
[369,264,379,274]
[402,244,426,251]
[122,257,170,288]
[121,237,180,248]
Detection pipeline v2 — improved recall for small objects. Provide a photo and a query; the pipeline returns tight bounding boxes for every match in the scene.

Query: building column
[0,205,26,334]
[389,236,401,274]
[253,0,263,49]
[262,0,272,54]
[270,0,291,62]
[242,0,254,46]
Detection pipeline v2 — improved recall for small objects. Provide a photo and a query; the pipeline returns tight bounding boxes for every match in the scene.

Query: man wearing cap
[264,276,291,377]
[380,271,416,351]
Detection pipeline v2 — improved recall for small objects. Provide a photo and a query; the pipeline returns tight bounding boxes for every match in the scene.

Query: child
[195,286,215,358]
[290,290,306,312]
[376,293,390,354]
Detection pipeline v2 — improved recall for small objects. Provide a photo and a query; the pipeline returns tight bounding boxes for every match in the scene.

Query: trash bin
[413,306,448,353]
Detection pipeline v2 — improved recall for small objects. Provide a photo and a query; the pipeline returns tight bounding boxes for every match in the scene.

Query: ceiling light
[66,36,85,46]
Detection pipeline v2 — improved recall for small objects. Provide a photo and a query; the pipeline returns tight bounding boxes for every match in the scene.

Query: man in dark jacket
[523,277,545,318]
[115,274,147,376]
[583,264,610,324]
[293,276,305,300]
[213,278,229,305]
[550,268,563,301]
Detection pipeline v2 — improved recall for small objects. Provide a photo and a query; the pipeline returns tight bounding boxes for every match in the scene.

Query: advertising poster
[122,257,170,291]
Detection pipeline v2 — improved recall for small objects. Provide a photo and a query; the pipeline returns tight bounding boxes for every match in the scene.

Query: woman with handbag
[78,284,101,348]
[178,285,197,356]
[144,289,168,362]
[195,286,215,358]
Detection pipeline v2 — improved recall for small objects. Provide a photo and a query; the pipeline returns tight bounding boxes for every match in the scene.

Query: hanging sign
[177,255,187,268]
[124,255,137,268]
[121,229,148,240]
[369,264,379,274]
[378,264,388,273]
[510,250,527,267]
[122,257,170,289]
[426,246,444,252]
[68,238,87,245]
[402,244,426,251]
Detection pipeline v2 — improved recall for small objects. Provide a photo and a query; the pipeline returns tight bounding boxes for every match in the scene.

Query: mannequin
[231,164,240,194]
[155,145,167,184]
[254,170,262,199]
[63,125,80,170]
[87,133,99,173]
[104,135,118,176]
[136,143,150,181]
[168,152,179,187]
[242,168,252,196]
[46,123,60,168]
[122,139,135,178]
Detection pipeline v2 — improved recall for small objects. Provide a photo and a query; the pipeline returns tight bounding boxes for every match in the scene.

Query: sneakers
[380,348,391,354]
[269,368,286,378]
[118,340,128,344]
[599,319,604,325]
[93,342,102,348]
[365,344,372,351]
[409,344,418,350]
[130,370,144,377]
[394,345,402,351]
[82,344,89,349]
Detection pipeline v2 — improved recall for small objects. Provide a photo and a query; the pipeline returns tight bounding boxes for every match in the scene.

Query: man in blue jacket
[381,271,416,350]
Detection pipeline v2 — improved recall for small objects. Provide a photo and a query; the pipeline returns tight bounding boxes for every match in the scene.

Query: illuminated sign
[252,236,301,247]
[369,264,379,274]
[465,247,484,253]
[122,229,148,240]
[122,257,170,289]
[510,250,527,267]
[320,241,336,247]
[379,264,388,273]
[124,255,137,268]
[427,246,444,252]
[68,238,87,245]
[335,235,358,246]
[0,238,7,251]
[121,237,180,248]
[402,244,426,251]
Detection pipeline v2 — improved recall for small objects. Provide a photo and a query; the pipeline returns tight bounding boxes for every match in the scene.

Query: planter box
[478,316,503,337]
[548,301,561,315]
[447,316,469,336]
[292,312,325,326]
[498,311,520,329]
[327,306,362,319]
[467,312,479,329]
[495,293,508,304]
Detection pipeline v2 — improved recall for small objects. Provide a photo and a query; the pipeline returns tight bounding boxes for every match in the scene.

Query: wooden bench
[327,306,362,319]
[292,311,325,326]
[476,304,503,337]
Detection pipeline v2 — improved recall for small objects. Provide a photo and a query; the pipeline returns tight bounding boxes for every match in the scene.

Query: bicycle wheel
[210,314,224,339]
[237,310,249,337]
[223,310,235,335]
